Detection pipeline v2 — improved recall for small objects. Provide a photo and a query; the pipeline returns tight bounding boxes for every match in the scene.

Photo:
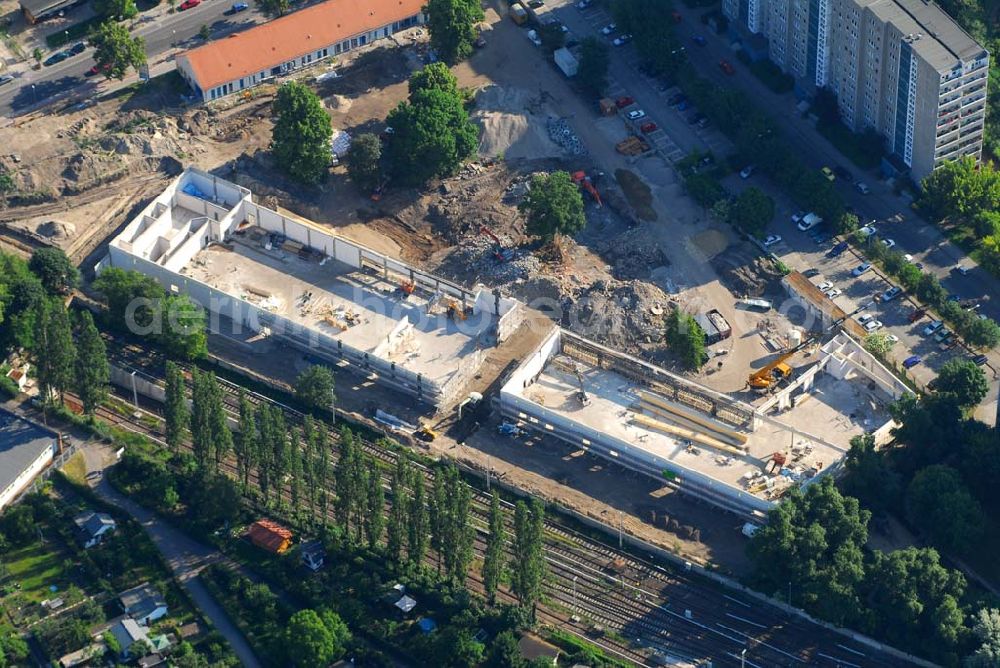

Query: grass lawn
[60,452,88,487]
[1,540,67,602]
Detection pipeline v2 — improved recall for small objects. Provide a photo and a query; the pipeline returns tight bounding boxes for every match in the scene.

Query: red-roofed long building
[176,0,425,103]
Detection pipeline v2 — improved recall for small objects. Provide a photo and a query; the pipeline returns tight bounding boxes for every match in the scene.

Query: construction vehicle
[446,299,466,321]
[572,171,603,207]
[498,421,524,437]
[414,425,438,442]
[598,98,617,116]
[616,136,650,156]
[479,225,514,262]
[747,336,816,391]
[573,365,591,406]
[399,280,416,296]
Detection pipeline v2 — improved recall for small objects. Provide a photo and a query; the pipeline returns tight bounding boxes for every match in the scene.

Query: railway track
[94,333,914,667]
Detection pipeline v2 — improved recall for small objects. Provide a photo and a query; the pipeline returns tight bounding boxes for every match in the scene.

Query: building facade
[176,0,425,103]
[723,0,989,181]
[0,409,58,510]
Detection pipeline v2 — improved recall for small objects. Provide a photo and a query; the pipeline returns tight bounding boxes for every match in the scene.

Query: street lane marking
[836,644,866,657]
[725,613,767,629]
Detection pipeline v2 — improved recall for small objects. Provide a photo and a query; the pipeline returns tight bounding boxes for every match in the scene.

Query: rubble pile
[438,232,540,284]
[562,280,670,355]
[546,117,586,156]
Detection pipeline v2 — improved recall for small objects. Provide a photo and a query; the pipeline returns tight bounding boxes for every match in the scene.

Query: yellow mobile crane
[747,336,816,391]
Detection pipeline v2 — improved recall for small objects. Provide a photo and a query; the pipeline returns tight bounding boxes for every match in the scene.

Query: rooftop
[178,0,424,89]
[73,511,116,537]
[119,583,166,616]
[247,519,293,553]
[0,409,57,505]
[861,0,988,71]
[110,618,149,652]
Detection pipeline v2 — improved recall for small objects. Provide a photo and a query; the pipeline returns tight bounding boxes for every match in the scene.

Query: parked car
[803,268,820,278]
[858,223,877,237]
[881,286,903,302]
[855,181,870,195]
[615,96,634,108]
[791,211,806,224]
[43,51,69,66]
[956,264,970,275]
[718,59,734,75]
[922,320,944,336]
[857,314,876,325]
[576,0,592,8]
[851,262,872,276]
[692,35,707,46]
[613,34,632,46]
[601,23,617,35]
[0,75,13,86]
[971,354,988,366]
[179,0,201,9]
[881,238,896,249]
[696,116,710,129]
[908,307,927,323]
[640,122,658,133]
[224,1,249,13]
[864,320,884,332]
[68,42,86,55]
[824,288,843,298]
[817,281,834,292]
[828,240,849,257]
[676,100,691,111]
[821,166,835,181]
[903,355,922,369]
[668,93,686,106]
[762,234,781,247]
[739,165,755,179]
[935,327,952,343]
[626,109,646,120]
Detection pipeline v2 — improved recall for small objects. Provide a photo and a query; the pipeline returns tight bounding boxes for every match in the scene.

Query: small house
[5,365,28,393]
[301,540,326,571]
[518,633,561,666]
[118,583,168,626]
[109,618,151,659]
[394,595,417,615]
[247,519,293,554]
[137,655,166,668]
[73,511,116,548]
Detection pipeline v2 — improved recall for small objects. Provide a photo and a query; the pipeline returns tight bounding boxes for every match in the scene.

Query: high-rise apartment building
[722,0,989,181]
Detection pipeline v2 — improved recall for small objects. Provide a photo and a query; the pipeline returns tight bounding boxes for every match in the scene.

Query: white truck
[796,212,823,231]
[553,47,578,77]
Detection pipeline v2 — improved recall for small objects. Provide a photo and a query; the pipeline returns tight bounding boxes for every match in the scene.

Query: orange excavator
[572,171,602,207]
[747,336,816,392]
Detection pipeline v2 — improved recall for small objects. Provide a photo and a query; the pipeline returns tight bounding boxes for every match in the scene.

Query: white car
[881,286,902,302]
[763,234,781,247]
[851,262,872,276]
[855,181,870,195]
[601,23,617,35]
[817,281,834,291]
[881,238,896,249]
[856,314,876,325]
[886,334,899,344]
[864,320,884,332]
[922,320,944,336]
[527,29,542,46]
[627,109,646,120]
[858,224,877,238]
[577,0,592,7]
[791,211,806,224]
[740,165,755,179]
[613,34,632,46]
[824,288,842,298]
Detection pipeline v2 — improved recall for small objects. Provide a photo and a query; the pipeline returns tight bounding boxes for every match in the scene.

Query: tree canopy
[577,37,610,96]
[934,358,989,408]
[386,82,478,185]
[408,62,460,98]
[345,132,383,194]
[284,609,350,667]
[665,308,707,370]
[294,364,335,411]
[519,171,586,242]
[906,464,984,555]
[272,81,332,185]
[94,0,137,19]
[92,20,146,81]
[28,248,79,294]
[426,0,484,64]
[728,187,775,237]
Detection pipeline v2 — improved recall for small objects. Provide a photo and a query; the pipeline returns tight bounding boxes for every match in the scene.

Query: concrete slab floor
[180,239,496,386]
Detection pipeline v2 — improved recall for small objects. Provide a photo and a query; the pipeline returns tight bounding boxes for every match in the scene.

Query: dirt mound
[590,227,667,281]
[472,85,562,160]
[37,220,76,239]
[712,248,785,297]
[563,280,670,354]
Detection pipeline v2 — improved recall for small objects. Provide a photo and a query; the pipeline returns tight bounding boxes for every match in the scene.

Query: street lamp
[572,575,578,610]
[30,84,36,104]
[740,648,747,668]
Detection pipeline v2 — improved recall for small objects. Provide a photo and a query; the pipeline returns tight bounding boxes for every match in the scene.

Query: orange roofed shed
[247,519,294,554]
[176,0,425,103]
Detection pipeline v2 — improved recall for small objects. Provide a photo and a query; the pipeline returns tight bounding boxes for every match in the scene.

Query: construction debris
[546,117,586,156]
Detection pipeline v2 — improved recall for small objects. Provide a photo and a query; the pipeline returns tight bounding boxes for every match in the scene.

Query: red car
[85,63,110,77]
[719,59,735,75]
[615,95,634,108]
[179,0,201,10]
[640,122,658,134]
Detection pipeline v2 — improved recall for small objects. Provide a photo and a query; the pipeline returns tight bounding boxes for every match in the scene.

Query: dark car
[834,165,853,181]
[828,240,849,257]
[903,355,922,369]
[43,51,69,66]
[668,93,686,106]
[0,75,13,86]
[692,35,707,46]
[971,354,988,366]
[69,42,86,55]
[224,1,248,13]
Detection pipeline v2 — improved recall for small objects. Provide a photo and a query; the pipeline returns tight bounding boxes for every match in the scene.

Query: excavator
[572,171,603,207]
[479,225,514,263]
[747,336,816,391]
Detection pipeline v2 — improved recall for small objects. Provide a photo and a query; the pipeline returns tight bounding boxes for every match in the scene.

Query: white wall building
[0,409,58,511]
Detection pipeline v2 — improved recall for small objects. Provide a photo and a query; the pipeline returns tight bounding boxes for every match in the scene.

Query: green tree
[272,81,332,185]
[538,22,565,53]
[73,310,109,415]
[189,473,241,528]
[161,295,207,360]
[841,434,901,513]
[511,499,546,620]
[963,316,1000,349]
[32,299,76,403]
[519,171,586,242]
[934,358,989,408]
[408,62,460,98]
[284,609,349,667]
[729,187,775,237]
[386,462,408,562]
[345,133,383,194]
[485,631,524,668]
[863,547,966,662]
[199,24,211,41]
[164,361,189,454]
[967,608,1000,667]
[665,308,707,370]
[94,0,137,19]
[295,364,335,411]
[253,0,288,16]
[189,370,214,470]
[367,458,385,549]
[408,469,428,566]
[906,465,984,554]
[28,248,78,294]
[920,156,1000,220]
[482,489,505,604]
[863,331,894,357]
[747,477,868,625]
[426,0,483,64]
[386,87,478,185]
[92,20,146,81]
[577,37,610,96]
[683,173,726,207]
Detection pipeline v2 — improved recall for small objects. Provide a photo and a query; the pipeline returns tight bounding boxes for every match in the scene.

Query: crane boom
[747,336,816,389]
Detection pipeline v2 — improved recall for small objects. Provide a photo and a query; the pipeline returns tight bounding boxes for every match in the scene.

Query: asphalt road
[0,1,264,115]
